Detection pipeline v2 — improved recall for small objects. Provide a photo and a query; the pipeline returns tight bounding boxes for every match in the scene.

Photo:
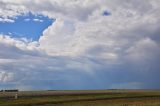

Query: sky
[0,0,160,90]
[0,12,53,40]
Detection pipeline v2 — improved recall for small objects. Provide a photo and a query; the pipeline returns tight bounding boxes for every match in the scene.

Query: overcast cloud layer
[0,0,160,90]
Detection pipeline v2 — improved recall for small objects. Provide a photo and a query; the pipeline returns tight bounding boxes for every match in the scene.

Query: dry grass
[52,97,160,106]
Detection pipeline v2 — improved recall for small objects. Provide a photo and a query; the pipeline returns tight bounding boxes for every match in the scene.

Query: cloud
[0,35,100,90]
[0,0,160,90]
[0,71,14,82]
[0,0,26,23]
[33,18,43,22]
[0,18,15,23]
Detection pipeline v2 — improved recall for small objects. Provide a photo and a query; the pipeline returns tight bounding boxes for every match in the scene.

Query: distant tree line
[0,89,19,92]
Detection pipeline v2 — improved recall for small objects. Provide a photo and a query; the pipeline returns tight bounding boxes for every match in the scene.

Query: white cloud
[39,0,160,57]
[33,18,43,22]
[126,38,159,62]
[0,71,14,82]
[0,35,40,51]
[0,18,15,23]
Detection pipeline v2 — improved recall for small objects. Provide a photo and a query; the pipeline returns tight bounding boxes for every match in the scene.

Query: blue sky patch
[103,11,111,16]
[0,13,54,41]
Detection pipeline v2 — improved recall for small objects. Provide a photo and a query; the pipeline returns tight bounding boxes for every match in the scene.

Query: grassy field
[0,90,160,106]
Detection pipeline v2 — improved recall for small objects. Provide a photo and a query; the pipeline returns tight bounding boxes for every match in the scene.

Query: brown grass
[52,97,160,106]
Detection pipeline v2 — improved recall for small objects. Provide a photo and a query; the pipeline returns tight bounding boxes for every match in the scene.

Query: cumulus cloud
[0,0,160,90]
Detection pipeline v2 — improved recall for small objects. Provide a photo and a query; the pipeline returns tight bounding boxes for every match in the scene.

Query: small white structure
[15,93,18,99]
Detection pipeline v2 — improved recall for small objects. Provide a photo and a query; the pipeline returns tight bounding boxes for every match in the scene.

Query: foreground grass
[0,90,160,106]
[51,97,160,106]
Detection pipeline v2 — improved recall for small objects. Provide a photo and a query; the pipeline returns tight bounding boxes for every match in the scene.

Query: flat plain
[0,90,160,106]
